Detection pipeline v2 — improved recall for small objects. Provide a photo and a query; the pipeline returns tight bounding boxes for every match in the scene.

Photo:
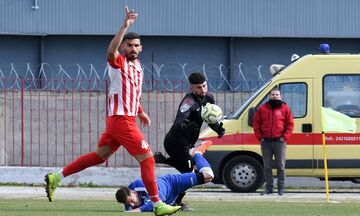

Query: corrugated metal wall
[1,0,360,83]
[1,0,360,38]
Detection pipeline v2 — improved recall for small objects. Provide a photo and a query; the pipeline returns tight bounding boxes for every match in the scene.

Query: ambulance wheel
[222,155,264,192]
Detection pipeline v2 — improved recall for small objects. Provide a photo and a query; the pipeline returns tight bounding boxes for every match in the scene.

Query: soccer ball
[201,103,223,124]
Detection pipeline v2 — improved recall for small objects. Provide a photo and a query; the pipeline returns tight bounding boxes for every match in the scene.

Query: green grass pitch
[0,198,360,216]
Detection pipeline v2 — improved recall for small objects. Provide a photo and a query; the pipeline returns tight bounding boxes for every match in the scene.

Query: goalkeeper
[116,145,214,212]
[154,72,225,210]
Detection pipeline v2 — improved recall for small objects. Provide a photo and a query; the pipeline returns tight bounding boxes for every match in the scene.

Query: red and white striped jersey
[107,55,144,116]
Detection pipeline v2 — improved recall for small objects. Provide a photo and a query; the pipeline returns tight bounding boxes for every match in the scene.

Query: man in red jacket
[253,88,294,196]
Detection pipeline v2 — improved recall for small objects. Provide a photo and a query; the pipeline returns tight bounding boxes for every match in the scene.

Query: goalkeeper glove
[210,122,225,138]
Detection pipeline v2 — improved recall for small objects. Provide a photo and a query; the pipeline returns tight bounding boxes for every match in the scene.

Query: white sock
[58,169,64,181]
[153,200,162,207]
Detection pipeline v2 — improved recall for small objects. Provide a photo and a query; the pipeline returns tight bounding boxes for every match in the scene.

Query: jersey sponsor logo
[180,103,191,113]
[141,140,149,149]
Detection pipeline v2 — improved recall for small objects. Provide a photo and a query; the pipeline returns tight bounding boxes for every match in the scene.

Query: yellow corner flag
[321,107,357,202]
[321,107,357,133]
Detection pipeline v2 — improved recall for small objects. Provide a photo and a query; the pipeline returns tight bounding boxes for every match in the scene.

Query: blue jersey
[125,172,198,212]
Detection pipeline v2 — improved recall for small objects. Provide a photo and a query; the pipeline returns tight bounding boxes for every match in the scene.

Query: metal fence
[0,78,262,168]
[0,62,269,92]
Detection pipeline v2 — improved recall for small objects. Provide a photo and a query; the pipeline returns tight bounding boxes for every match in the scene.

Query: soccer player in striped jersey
[44,6,180,216]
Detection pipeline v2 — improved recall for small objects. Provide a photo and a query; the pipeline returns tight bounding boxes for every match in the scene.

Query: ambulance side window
[279,83,307,118]
[324,75,360,117]
[257,83,307,118]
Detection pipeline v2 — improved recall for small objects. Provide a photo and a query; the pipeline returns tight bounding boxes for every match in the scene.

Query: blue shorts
[157,173,198,205]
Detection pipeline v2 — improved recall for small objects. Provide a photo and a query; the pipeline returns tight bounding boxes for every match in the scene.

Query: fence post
[21,79,24,166]
[0,84,5,165]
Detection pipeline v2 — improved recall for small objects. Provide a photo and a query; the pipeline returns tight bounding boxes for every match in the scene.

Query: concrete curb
[1,166,360,190]
[0,166,180,186]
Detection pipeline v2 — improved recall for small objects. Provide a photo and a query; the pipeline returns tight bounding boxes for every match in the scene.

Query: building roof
[1,0,359,38]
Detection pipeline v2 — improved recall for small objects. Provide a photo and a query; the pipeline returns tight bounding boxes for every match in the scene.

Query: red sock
[62,152,105,177]
[140,157,160,203]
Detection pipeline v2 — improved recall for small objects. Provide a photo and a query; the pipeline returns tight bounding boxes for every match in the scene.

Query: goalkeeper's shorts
[97,115,151,155]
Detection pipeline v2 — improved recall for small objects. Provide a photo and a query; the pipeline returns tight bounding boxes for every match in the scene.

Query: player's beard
[194,92,206,98]
[127,52,138,61]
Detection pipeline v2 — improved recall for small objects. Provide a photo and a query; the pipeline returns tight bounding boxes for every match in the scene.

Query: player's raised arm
[107,6,138,60]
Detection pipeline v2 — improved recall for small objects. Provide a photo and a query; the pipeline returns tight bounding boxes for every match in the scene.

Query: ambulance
[200,44,360,192]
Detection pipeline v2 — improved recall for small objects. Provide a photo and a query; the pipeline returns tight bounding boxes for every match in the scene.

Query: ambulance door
[314,74,360,176]
[278,80,314,175]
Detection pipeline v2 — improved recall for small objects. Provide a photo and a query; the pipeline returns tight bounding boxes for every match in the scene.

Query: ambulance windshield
[230,80,271,119]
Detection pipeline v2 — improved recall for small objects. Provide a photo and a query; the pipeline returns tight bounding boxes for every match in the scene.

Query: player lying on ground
[116,141,214,212]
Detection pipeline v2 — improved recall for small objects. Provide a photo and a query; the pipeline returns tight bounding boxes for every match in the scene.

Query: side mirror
[248,107,256,127]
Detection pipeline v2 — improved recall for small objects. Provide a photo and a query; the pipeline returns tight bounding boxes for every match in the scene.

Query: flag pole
[321,131,330,202]
[321,106,357,203]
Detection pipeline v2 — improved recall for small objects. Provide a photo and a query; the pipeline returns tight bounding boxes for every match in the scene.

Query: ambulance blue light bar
[319,43,330,54]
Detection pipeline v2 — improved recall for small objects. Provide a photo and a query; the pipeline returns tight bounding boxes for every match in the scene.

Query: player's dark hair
[188,72,206,84]
[123,32,141,43]
[115,187,131,204]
